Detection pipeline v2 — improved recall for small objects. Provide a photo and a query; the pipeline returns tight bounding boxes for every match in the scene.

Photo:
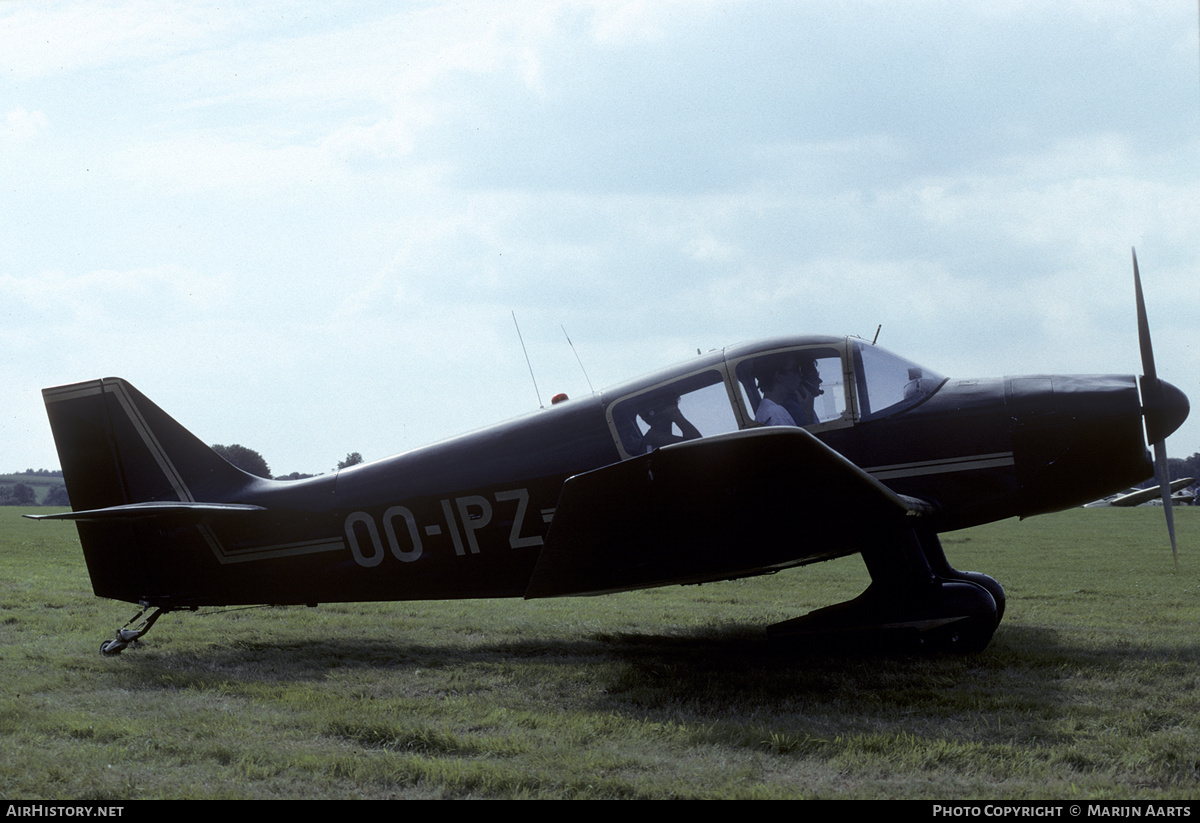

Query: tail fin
[43,378,257,511]
[38,378,265,604]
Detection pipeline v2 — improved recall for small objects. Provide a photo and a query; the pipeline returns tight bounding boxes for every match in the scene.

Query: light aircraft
[29,251,1189,655]
[1083,477,1195,508]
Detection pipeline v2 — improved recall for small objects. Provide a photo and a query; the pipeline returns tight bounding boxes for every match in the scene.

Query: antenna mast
[562,325,594,394]
[512,312,543,408]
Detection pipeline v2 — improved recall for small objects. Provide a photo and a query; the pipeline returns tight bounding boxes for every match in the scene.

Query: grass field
[1,506,1198,799]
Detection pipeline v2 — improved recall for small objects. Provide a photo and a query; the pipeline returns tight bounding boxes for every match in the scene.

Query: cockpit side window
[733,346,848,429]
[608,369,740,458]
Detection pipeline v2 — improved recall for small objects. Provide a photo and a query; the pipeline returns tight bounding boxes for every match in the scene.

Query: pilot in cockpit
[754,354,822,427]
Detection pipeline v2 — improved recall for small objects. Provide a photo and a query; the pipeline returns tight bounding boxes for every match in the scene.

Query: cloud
[4,108,48,145]
[1,266,233,331]
[112,135,343,194]
[0,1,225,81]
[4,1,1200,472]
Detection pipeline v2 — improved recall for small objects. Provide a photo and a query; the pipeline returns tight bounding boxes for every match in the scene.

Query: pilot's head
[799,358,822,396]
[754,353,801,392]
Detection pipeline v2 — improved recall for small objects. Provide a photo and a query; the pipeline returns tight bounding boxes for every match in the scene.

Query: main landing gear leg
[99,605,173,655]
[767,528,1005,653]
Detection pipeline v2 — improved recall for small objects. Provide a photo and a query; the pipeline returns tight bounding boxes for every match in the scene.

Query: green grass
[1,506,1198,799]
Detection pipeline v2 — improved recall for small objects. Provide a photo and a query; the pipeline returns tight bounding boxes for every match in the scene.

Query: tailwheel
[100,606,171,655]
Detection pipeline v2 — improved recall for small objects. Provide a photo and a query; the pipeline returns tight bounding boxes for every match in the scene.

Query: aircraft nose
[1143,379,1189,444]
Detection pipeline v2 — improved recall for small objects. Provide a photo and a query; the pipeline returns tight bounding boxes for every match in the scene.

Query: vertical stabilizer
[41,378,261,603]
[44,378,256,508]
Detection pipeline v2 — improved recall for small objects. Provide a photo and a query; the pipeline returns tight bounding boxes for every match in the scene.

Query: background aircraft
[1084,477,1196,508]
[30,252,1189,655]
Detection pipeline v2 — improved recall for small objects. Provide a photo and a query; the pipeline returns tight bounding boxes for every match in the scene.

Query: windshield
[852,340,944,421]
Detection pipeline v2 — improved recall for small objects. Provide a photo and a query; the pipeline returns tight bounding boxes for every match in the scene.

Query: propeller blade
[1153,440,1178,568]
[1132,247,1180,569]
[1133,248,1158,384]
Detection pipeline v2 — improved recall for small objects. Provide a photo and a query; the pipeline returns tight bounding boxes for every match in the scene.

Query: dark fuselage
[145,335,1163,608]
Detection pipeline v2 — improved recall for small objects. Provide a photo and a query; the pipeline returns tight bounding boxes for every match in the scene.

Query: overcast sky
[3,0,1199,477]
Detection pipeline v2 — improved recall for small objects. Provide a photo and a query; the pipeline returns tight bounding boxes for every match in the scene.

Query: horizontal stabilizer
[526,426,930,598]
[24,501,266,522]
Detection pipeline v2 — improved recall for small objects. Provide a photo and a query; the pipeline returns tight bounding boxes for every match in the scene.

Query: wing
[1108,476,1195,507]
[525,426,931,598]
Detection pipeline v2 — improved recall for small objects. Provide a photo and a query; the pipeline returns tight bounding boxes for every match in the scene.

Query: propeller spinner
[1132,248,1190,565]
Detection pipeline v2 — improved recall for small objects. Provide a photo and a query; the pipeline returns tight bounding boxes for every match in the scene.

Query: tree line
[2,448,362,507]
[0,481,70,506]
[1165,453,1200,492]
[210,445,363,479]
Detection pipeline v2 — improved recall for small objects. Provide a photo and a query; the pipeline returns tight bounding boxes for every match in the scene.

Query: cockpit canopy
[605,337,945,458]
